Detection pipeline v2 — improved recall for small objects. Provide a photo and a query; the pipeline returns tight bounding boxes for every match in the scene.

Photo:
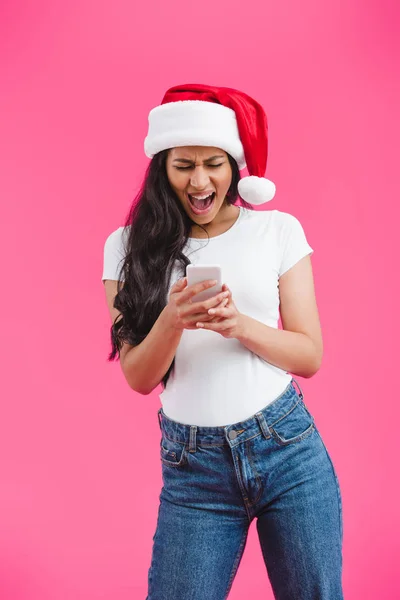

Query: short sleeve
[101,227,127,281]
[277,211,314,277]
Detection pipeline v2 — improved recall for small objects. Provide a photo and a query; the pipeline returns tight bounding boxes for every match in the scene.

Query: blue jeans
[146,378,344,599]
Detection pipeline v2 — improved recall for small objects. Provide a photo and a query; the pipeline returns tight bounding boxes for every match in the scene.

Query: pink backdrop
[1,0,399,598]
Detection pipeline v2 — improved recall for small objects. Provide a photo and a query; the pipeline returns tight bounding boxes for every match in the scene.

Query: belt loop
[189,425,197,453]
[255,412,272,440]
[157,408,162,430]
[291,376,303,400]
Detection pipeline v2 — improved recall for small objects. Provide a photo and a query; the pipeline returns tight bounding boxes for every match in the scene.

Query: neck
[190,203,240,238]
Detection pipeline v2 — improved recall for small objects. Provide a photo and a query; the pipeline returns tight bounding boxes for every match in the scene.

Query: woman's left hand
[195,284,244,339]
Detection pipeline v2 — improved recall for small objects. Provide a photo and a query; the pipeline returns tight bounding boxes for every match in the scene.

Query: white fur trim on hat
[144,100,246,169]
[238,176,276,205]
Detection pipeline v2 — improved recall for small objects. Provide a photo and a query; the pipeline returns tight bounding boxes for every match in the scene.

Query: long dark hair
[108,149,254,389]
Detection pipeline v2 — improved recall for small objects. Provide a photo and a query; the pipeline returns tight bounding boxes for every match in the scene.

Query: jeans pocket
[269,399,315,447]
[160,433,188,468]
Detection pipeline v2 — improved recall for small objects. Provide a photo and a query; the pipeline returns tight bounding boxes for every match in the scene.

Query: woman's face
[165,146,233,224]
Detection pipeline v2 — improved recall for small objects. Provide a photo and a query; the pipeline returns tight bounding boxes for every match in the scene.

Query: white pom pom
[238,176,276,205]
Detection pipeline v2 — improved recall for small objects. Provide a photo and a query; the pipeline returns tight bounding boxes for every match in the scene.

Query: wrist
[161,305,184,334]
[234,313,248,341]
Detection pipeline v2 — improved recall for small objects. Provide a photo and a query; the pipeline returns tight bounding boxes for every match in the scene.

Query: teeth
[190,193,213,200]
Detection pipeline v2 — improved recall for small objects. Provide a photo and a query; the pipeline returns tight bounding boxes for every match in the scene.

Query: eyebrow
[172,154,226,164]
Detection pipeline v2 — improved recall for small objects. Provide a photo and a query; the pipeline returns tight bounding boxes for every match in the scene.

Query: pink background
[1,0,399,598]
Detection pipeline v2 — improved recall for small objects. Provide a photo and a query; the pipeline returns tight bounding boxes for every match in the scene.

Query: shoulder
[271,209,311,242]
[104,226,129,250]
[103,226,131,261]
[102,226,130,282]
[243,207,305,236]
[242,207,299,225]
[272,209,303,228]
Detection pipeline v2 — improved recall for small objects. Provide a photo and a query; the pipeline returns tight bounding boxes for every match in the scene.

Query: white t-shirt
[102,207,314,426]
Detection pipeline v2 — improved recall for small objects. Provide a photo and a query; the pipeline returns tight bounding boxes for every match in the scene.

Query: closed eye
[175,164,223,171]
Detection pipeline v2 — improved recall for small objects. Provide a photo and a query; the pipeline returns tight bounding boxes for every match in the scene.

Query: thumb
[173,277,187,289]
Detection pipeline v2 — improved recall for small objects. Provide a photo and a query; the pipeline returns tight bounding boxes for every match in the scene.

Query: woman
[102,84,344,600]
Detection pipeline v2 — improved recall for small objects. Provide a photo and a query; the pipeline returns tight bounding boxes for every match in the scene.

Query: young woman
[102,84,344,600]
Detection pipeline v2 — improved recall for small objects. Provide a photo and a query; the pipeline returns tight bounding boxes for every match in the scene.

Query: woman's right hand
[166,277,230,331]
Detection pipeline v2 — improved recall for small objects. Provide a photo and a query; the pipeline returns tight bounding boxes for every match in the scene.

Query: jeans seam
[244,441,263,506]
[317,432,344,546]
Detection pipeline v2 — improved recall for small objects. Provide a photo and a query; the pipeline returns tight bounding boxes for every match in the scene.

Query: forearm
[235,314,321,378]
[123,306,183,394]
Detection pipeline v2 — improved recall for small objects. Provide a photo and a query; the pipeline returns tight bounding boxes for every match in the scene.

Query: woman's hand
[166,278,231,331]
[195,284,244,339]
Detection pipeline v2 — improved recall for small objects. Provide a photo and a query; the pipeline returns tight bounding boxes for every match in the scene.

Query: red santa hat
[144,83,276,205]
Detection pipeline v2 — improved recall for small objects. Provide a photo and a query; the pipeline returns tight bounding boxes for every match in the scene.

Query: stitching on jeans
[244,440,263,506]
[157,380,296,441]
[160,443,187,468]
[269,398,302,428]
[270,421,315,446]
[317,432,344,546]
[161,399,302,447]
[161,445,176,457]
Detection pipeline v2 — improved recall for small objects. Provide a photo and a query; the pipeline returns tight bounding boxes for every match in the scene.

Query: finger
[189,291,229,316]
[189,279,220,301]
[219,286,231,302]
[206,307,229,321]
[209,315,222,324]
[208,303,228,316]
[191,297,229,326]
[169,277,187,295]
[178,279,219,306]
[196,319,226,330]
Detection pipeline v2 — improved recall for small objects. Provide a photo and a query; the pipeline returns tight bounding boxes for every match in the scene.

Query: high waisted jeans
[146,378,344,600]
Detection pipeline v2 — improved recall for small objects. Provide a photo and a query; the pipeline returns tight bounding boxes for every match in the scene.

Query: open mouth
[187,192,216,214]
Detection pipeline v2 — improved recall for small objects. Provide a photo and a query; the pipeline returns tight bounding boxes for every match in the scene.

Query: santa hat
[143,83,276,205]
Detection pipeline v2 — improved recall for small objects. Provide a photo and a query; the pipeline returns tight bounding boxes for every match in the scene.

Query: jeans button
[228,430,238,440]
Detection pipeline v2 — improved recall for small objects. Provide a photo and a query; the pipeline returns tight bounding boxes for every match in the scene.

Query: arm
[104,280,182,394]
[235,255,323,378]
[122,306,183,395]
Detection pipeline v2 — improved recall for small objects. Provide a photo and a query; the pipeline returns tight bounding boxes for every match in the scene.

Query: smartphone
[186,264,222,303]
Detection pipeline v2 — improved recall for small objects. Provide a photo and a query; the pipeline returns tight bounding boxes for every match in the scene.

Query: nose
[190,166,210,189]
